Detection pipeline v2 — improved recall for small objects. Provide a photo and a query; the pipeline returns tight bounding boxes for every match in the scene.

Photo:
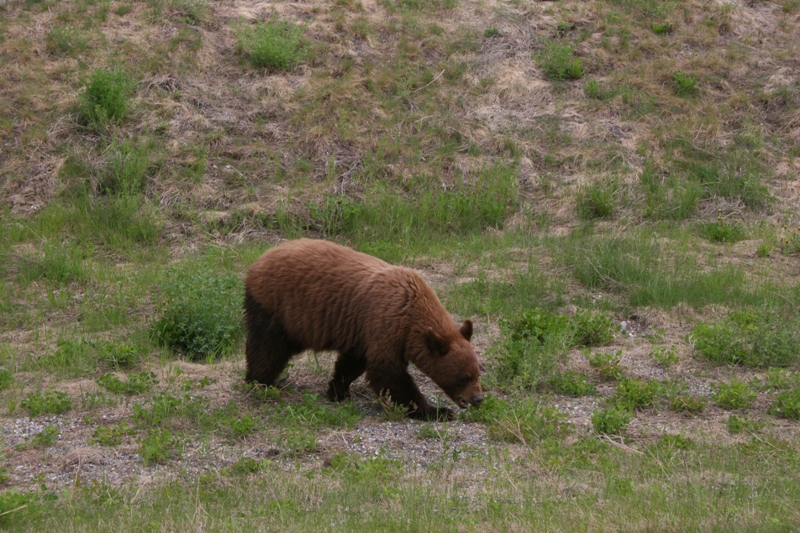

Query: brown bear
[243,239,483,420]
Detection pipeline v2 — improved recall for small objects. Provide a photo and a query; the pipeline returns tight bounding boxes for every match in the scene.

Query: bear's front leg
[366,366,454,421]
[326,349,367,402]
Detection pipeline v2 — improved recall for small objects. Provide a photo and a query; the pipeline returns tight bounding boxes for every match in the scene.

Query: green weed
[576,179,619,220]
[711,380,756,410]
[672,70,698,97]
[572,311,618,347]
[96,372,157,395]
[16,425,59,451]
[669,394,706,414]
[45,26,89,57]
[97,139,150,196]
[236,17,307,72]
[150,268,244,360]
[726,414,764,434]
[487,398,571,446]
[616,378,658,410]
[536,41,584,80]
[21,390,72,417]
[591,405,631,435]
[698,220,746,243]
[692,308,800,368]
[488,308,573,390]
[0,369,13,391]
[588,351,626,381]
[138,428,184,465]
[92,422,135,446]
[649,346,679,369]
[77,68,134,130]
[768,389,800,420]
[548,371,597,397]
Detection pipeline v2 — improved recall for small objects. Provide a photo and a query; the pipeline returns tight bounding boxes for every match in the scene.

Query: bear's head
[421,319,484,409]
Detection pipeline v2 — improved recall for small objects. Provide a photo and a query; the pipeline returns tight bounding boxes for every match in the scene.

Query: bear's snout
[470,394,484,407]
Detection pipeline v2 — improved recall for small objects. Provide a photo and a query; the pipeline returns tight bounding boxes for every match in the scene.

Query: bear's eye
[459,375,472,385]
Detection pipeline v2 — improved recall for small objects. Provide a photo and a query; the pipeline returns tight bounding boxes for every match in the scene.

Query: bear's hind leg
[326,349,367,402]
[366,366,454,421]
[244,289,303,386]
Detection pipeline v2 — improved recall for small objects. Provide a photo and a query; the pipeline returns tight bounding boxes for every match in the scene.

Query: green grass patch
[236,17,307,72]
[77,68,134,130]
[692,308,800,368]
[711,380,757,410]
[536,41,584,80]
[21,390,72,417]
[150,267,244,360]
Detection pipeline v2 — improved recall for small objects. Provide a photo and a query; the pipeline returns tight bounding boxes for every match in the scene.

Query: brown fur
[243,239,483,420]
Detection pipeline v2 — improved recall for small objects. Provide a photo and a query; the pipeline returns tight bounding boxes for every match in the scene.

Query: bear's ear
[425,328,450,356]
[459,319,473,341]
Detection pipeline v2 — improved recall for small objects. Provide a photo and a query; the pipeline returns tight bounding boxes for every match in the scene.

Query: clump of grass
[93,422,135,446]
[576,179,619,220]
[45,26,89,57]
[97,342,145,369]
[672,70,698,97]
[670,394,706,414]
[650,346,679,369]
[77,68,134,130]
[138,428,184,465]
[572,310,618,347]
[711,380,756,410]
[768,389,800,420]
[0,369,15,391]
[16,425,59,451]
[692,307,800,368]
[616,378,658,410]
[484,398,571,446]
[488,308,573,390]
[97,139,150,196]
[236,17,307,72]
[97,371,157,395]
[727,414,764,434]
[698,220,746,243]
[548,371,597,397]
[484,28,501,38]
[150,268,244,360]
[21,390,72,417]
[536,41,583,80]
[588,351,626,381]
[591,405,631,435]
[271,393,363,429]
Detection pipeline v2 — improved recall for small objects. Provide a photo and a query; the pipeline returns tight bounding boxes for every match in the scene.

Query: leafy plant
[650,346,679,368]
[138,428,184,465]
[727,414,764,434]
[0,369,13,391]
[672,70,698,97]
[93,422,135,446]
[77,68,134,129]
[576,180,618,220]
[768,389,800,420]
[698,220,745,243]
[591,405,632,435]
[489,308,573,390]
[572,311,617,347]
[21,390,72,417]
[711,380,756,410]
[97,372,157,395]
[151,268,244,360]
[548,371,597,397]
[536,41,583,80]
[97,140,150,196]
[670,394,706,414]
[616,378,658,410]
[588,351,626,381]
[236,17,307,72]
[488,398,571,446]
[16,425,59,450]
[692,308,800,367]
[45,26,89,57]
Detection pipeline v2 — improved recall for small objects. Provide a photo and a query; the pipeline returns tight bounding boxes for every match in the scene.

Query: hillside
[1,0,800,529]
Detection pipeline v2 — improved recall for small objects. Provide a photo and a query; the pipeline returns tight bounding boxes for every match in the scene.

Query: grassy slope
[1,0,800,529]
